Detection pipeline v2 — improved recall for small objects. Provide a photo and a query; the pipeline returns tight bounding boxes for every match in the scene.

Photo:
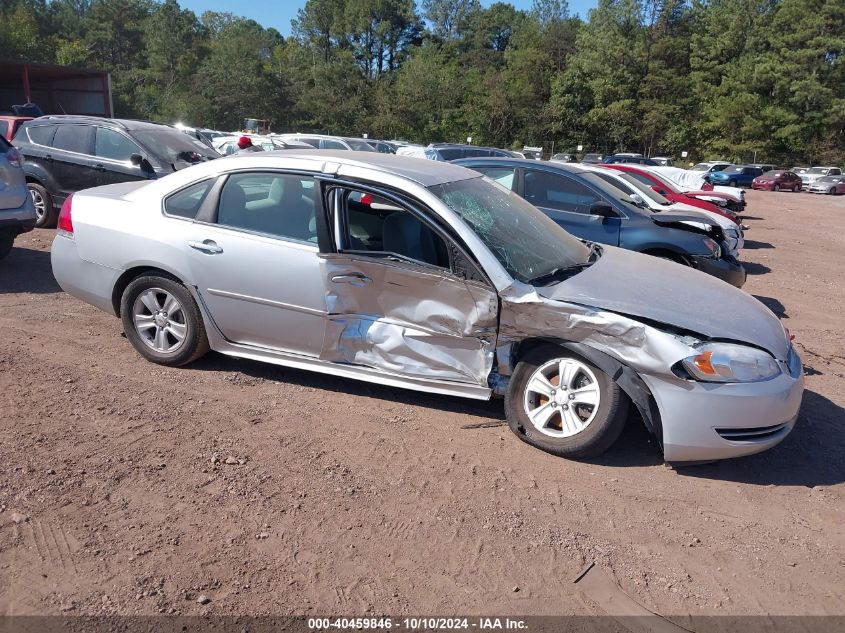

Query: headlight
[681,343,781,383]
[701,237,721,259]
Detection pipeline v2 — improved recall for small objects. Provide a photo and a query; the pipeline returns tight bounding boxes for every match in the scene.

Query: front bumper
[751,182,773,190]
[642,367,804,463]
[690,254,746,288]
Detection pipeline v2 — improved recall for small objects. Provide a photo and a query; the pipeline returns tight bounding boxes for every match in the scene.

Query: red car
[751,170,802,192]
[605,164,741,225]
[0,115,33,143]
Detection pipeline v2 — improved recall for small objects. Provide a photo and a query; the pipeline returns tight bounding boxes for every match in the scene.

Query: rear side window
[437,148,463,161]
[321,139,347,150]
[164,180,214,219]
[52,125,93,154]
[95,127,142,161]
[25,124,56,146]
[217,172,317,242]
[473,166,516,190]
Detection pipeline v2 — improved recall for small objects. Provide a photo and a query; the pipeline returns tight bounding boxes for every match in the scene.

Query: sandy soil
[0,189,843,625]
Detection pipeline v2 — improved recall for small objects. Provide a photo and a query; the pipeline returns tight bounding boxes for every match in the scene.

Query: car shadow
[674,390,845,487]
[754,295,788,318]
[739,215,765,221]
[743,261,772,275]
[0,246,62,294]
[191,352,507,420]
[743,240,774,249]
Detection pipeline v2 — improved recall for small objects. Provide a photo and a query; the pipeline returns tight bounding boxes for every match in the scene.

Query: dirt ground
[0,189,843,626]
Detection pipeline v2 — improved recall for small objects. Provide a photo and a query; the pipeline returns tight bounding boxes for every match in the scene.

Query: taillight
[6,147,23,168]
[58,194,74,234]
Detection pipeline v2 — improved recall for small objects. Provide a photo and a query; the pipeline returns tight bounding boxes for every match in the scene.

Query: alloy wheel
[522,358,601,438]
[132,288,188,354]
[30,188,46,222]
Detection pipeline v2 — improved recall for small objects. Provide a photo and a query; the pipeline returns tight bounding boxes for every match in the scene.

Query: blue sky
[179,0,598,36]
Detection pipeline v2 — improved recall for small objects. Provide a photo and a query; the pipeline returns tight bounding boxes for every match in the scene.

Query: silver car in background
[51,151,803,463]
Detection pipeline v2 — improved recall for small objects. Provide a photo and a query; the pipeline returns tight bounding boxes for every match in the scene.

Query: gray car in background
[0,136,36,259]
[50,151,802,463]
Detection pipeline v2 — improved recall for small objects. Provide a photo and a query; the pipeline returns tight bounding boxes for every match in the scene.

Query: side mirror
[129,153,143,166]
[589,200,616,220]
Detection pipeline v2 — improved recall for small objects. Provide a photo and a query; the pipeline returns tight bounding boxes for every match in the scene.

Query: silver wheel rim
[132,288,188,354]
[30,188,46,221]
[523,358,601,438]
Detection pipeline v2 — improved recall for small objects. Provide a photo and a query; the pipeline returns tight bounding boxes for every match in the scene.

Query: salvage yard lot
[0,190,843,620]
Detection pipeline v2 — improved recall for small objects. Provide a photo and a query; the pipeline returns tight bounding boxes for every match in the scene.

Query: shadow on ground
[744,261,772,275]
[754,295,788,318]
[0,246,61,294]
[743,240,774,249]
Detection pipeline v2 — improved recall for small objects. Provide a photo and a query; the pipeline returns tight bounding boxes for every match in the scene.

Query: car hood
[538,246,788,359]
[650,210,718,228]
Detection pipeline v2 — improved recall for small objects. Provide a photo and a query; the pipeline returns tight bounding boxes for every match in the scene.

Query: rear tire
[728,179,737,187]
[28,183,56,228]
[505,346,629,458]
[120,274,209,366]
[0,231,14,260]
[830,188,837,195]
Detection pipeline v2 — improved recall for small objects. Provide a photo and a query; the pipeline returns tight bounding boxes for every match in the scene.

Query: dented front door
[319,253,498,387]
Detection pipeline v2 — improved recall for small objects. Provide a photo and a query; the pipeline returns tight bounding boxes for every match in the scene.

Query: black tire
[830,188,837,195]
[773,184,780,192]
[505,346,629,458]
[120,274,209,366]
[728,179,737,187]
[28,183,57,228]
[0,231,14,260]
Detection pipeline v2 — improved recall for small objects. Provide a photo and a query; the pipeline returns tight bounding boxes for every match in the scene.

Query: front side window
[321,139,347,150]
[95,127,142,162]
[217,172,317,242]
[437,148,463,161]
[430,176,591,283]
[52,124,94,154]
[523,170,600,214]
[337,189,450,269]
[164,179,213,219]
[0,121,7,138]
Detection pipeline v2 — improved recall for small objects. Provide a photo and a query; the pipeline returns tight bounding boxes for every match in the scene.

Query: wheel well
[641,249,688,266]
[25,176,42,185]
[111,266,182,316]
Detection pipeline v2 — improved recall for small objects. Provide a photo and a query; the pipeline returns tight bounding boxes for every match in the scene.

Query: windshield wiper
[530,244,601,286]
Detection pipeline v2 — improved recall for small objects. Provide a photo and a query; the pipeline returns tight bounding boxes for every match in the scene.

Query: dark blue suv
[709,165,764,188]
[453,158,746,287]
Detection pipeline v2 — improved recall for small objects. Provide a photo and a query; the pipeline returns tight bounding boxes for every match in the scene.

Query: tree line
[2,0,843,164]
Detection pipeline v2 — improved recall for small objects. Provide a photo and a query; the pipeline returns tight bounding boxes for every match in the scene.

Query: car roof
[187,150,482,187]
[29,115,175,131]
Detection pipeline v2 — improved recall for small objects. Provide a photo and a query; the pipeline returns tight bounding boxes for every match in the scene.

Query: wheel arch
[507,337,663,448]
[111,265,187,316]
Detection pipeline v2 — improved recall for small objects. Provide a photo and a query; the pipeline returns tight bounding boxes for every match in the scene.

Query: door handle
[188,239,224,254]
[94,163,105,171]
[44,154,53,162]
[331,273,372,286]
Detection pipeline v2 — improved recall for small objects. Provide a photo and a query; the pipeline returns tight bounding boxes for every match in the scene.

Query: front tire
[773,184,781,192]
[28,183,56,228]
[728,179,737,187]
[120,274,209,366]
[831,188,837,195]
[505,347,629,458]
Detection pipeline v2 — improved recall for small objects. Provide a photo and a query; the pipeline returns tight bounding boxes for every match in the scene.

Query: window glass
[523,170,600,214]
[624,170,656,188]
[52,124,93,154]
[95,127,141,161]
[340,189,450,269]
[344,139,376,151]
[473,167,516,190]
[0,121,7,138]
[437,148,462,161]
[164,180,213,219]
[321,139,347,150]
[296,137,320,148]
[217,172,317,242]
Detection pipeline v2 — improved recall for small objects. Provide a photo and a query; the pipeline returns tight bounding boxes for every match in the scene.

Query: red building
[0,60,113,117]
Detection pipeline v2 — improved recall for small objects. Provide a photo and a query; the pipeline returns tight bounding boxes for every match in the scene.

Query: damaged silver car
[51,151,804,463]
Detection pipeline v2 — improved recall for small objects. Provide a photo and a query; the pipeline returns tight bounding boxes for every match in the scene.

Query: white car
[213,135,313,155]
[800,166,842,188]
[649,166,745,206]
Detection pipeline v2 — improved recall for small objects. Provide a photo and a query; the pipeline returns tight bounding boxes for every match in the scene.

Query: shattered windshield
[429,176,592,284]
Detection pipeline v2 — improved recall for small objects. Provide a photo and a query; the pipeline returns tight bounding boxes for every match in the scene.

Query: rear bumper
[643,368,804,463]
[0,196,37,234]
[690,254,746,288]
[51,233,122,315]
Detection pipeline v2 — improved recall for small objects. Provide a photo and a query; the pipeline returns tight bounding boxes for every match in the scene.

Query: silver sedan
[51,151,803,463]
